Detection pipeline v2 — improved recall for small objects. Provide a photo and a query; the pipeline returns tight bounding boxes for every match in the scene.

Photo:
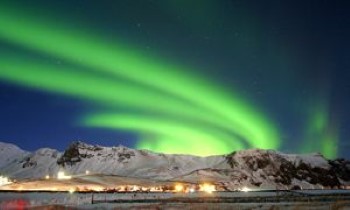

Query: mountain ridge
[0,141,349,190]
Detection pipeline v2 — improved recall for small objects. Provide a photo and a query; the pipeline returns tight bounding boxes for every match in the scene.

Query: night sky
[0,0,349,158]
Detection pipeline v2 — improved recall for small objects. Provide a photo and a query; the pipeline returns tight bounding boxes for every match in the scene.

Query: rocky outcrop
[224,149,350,189]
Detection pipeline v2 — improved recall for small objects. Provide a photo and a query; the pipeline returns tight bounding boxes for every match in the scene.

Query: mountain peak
[0,141,349,190]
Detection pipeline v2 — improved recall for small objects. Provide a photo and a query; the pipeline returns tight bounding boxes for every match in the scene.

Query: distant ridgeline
[0,141,349,191]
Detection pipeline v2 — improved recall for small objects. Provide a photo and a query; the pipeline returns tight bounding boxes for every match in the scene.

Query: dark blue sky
[0,0,349,158]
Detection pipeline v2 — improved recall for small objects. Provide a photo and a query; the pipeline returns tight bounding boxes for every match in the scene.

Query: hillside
[0,141,349,190]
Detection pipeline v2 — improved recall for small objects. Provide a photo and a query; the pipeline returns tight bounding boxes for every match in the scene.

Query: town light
[200,183,215,193]
[57,171,72,180]
[0,176,12,186]
[241,187,250,192]
[175,184,184,192]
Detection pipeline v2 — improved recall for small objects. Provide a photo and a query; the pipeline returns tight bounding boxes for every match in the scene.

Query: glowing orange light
[175,184,184,192]
[199,183,215,193]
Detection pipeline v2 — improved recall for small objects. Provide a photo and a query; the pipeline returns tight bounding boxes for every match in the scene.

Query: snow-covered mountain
[0,141,349,190]
[0,142,29,168]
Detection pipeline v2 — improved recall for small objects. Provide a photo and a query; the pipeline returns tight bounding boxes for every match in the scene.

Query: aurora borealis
[0,1,349,158]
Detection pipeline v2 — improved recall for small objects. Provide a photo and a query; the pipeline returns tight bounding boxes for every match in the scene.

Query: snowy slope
[220,149,350,190]
[56,142,226,180]
[0,141,225,180]
[0,148,61,179]
[0,141,349,190]
[0,142,29,170]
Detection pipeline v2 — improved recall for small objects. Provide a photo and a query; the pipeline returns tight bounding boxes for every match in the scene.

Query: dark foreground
[0,190,350,209]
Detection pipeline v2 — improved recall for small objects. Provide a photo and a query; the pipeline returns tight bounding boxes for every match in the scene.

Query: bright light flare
[175,184,184,192]
[199,183,215,193]
[241,187,250,192]
[57,171,71,180]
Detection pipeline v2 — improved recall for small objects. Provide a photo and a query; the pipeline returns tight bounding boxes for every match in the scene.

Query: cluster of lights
[174,183,216,194]
[3,173,218,193]
[123,185,162,192]
[79,183,216,193]
[80,183,217,193]
[45,170,90,180]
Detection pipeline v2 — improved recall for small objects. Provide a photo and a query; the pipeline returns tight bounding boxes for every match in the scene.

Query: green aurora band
[0,5,280,155]
[136,134,242,156]
[0,57,228,124]
[303,103,338,159]
[0,56,246,156]
[84,114,245,156]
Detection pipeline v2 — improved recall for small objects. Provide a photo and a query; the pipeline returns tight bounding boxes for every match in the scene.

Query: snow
[283,153,330,169]
[0,141,349,191]
[0,147,61,179]
[0,141,226,181]
[0,142,28,169]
